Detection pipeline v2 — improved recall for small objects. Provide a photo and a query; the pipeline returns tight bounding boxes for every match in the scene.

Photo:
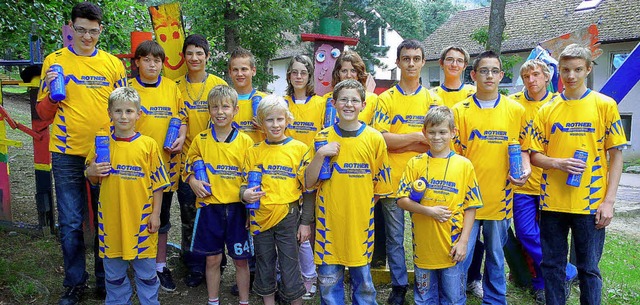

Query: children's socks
[207,298,219,305]
[156,262,166,272]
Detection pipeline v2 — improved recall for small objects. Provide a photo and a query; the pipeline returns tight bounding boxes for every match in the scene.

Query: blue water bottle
[192,160,211,194]
[251,95,262,117]
[408,179,427,203]
[95,129,110,164]
[246,171,262,209]
[323,98,337,128]
[508,141,523,179]
[49,64,66,102]
[163,117,181,149]
[314,135,332,180]
[567,149,588,187]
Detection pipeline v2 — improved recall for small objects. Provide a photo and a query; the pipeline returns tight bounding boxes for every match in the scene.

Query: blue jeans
[52,152,104,288]
[462,219,510,305]
[318,264,377,305]
[467,236,484,283]
[176,179,206,274]
[513,194,577,290]
[414,264,466,305]
[380,198,408,287]
[540,211,605,305]
[104,257,159,305]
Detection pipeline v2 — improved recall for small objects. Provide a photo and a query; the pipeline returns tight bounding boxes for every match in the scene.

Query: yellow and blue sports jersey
[372,84,442,198]
[531,90,627,214]
[86,133,170,260]
[285,95,326,147]
[510,90,557,196]
[175,74,228,153]
[37,46,127,157]
[183,127,254,206]
[310,124,392,267]
[130,76,186,192]
[430,84,476,109]
[452,94,528,220]
[323,91,379,125]
[243,137,309,235]
[234,89,268,143]
[397,151,482,269]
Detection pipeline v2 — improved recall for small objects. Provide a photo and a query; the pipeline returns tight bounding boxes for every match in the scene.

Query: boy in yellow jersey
[306,79,392,304]
[397,105,482,305]
[128,40,185,292]
[183,86,253,305]
[36,3,126,303]
[324,50,379,125]
[229,47,268,143]
[453,51,531,305]
[372,39,441,305]
[530,44,626,305]
[241,95,309,305]
[85,87,169,305]
[175,34,229,288]
[430,46,476,109]
[282,54,323,299]
[509,59,577,304]
[430,46,482,296]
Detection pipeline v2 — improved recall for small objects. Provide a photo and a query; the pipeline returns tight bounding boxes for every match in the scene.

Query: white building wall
[371,27,403,80]
[268,58,290,96]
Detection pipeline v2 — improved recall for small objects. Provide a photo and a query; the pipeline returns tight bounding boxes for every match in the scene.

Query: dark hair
[333,79,366,103]
[71,2,103,24]
[134,40,166,62]
[331,50,368,87]
[286,55,315,98]
[182,34,210,57]
[228,47,256,69]
[472,50,502,71]
[396,39,425,61]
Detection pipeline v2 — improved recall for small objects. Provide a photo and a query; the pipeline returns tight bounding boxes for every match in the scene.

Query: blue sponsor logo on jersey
[184,101,208,110]
[427,178,458,194]
[208,164,242,179]
[334,163,371,176]
[551,122,595,134]
[288,121,318,132]
[140,106,173,117]
[112,164,145,179]
[391,115,425,126]
[66,75,110,87]
[262,165,296,179]
[468,129,508,143]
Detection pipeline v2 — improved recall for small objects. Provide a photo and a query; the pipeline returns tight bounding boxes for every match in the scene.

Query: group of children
[40,3,625,305]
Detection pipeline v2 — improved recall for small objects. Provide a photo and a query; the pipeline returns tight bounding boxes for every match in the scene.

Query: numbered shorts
[190,202,252,259]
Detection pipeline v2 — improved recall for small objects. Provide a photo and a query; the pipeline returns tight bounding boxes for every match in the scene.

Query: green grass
[1,86,28,94]
[623,158,640,172]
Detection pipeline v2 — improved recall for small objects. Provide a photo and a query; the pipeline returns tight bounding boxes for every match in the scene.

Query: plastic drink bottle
[163,117,181,149]
[314,135,332,180]
[567,149,588,187]
[193,160,211,194]
[49,64,66,101]
[409,179,427,203]
[508,141,524,179]
[246,171,262,209]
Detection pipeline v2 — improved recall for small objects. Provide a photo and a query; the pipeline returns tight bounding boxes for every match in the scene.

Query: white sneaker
[302,283,317,300]
[467,280,484,298]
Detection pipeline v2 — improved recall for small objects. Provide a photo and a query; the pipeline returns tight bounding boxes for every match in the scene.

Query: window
[428,66,440,87]
[611,52,630,75]
[621,114,632,142]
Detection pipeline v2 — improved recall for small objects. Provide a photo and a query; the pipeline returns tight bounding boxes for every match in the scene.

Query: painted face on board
[314,43,341,95]
[149,4,186,79]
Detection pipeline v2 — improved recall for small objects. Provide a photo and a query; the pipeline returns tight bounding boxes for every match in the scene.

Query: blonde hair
[255,94,294,127]
[559,43,593,68]
[108,87,141,110]
[423,105,455,130]
[520,59,551,83]
[207,85,238,109]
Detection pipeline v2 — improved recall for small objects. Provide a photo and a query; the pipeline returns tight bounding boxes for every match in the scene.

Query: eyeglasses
[336,98,363,106]
[290,70,309,77]
[477,68,501,76]
[444,57,465,65]
[73,25,101,36]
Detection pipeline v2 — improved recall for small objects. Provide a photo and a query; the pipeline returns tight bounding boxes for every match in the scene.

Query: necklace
[185,73,208,102]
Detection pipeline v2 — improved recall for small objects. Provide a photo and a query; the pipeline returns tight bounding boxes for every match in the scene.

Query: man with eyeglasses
[452,51,530,304]
[372,39,441,305]
[430,46,476,109]
[36,3,126,304]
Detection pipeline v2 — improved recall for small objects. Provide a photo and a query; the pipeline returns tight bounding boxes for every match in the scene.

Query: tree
[375,0,424,39]
[415,0,463,36]
[182,0,318,90]
[486,0,507,54]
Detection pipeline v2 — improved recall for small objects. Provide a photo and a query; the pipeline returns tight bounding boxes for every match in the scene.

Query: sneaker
[387,285,407,305]
[533,289,545,305]
[184,271,204,288]
[466,280,484,298]
[302,283,317,300]
[58,285,86,305]
[157,267,177,292]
